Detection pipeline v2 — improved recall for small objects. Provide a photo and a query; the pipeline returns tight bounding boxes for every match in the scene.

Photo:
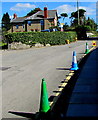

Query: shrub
[5,31,77,46]
[75,25,88,40]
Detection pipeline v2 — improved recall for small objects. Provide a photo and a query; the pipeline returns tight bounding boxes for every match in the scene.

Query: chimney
[44,7,48,18]
[13,13,17,19]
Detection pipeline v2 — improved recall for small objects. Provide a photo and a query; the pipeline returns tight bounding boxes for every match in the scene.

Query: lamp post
[77,0,80,25]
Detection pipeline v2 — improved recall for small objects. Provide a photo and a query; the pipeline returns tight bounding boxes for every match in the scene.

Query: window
[16,25,19,29]
[40,20,44,25]
[28,21,31,26]
[22,24,24,28]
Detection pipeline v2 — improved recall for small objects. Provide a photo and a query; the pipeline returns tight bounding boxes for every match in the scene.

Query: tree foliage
[63,23,69,31]
[70,9,86,26]
[26,8,42,16]
[2,12,11,31]
[85,17,97,31]
[75,25,87,40]
[70,9,86,18]
[70,9,97,31]
[60,13,68,21]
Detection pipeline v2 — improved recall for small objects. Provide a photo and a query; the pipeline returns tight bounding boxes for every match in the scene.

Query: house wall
[12,23,25,32]
[44,19,56,29]
[44,19,51,30]
[44,16,58,30]
[54,15,58,26]
[9,15,58,32]
[8,28,12,33]
[27,23,41,32]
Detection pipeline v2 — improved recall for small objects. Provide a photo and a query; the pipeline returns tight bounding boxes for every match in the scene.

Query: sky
[1,0,98,26]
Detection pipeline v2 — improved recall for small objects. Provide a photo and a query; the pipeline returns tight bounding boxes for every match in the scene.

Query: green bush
[75,25,88,40]
[5,31,77,46]
[84,25,91,31]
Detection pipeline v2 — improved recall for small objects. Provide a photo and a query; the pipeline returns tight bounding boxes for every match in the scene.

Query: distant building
[9,7,58,32]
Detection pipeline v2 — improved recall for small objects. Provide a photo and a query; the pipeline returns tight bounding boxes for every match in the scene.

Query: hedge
[5,31,77,46]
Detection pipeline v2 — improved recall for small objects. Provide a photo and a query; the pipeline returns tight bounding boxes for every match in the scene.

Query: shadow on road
[56,68,70,70]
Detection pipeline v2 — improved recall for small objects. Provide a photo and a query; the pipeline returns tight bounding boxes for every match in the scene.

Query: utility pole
[77,0,80,25]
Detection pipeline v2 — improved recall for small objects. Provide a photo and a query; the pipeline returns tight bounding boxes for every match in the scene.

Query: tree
[60,13,68,22]
[70,12,75,25]
[70,9,86,26]
[63,23,69,31]
[2,12,11,31]
[86,17,97,31]
[75,25,87,40]
[59,13,68,31]
[26,8,42,16]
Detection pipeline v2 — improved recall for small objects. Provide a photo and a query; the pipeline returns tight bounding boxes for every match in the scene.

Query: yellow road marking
[65,80,69,82]
[50,102,53,106]
[56,92,60,96]
[90,47,95,51]
[58,88,63,91]
[69,73,74,76]
[66,76,71,80]
[70,71,74,73]
[61,83,67,87]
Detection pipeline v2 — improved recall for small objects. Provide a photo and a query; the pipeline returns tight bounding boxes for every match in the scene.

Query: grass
[0,42,7,47]
[91,35,98,37]
[87,31,98,37]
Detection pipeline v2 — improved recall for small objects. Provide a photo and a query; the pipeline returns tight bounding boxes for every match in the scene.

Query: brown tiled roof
[11,17,26,23]
[11,10,57,23]
[26,10,57,20]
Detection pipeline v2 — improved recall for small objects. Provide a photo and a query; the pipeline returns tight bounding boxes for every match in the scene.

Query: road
[1,41,92,118]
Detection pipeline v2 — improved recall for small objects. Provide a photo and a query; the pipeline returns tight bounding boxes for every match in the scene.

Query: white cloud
[10,15,13,19]
[79,6,95,16]
[56,4,77,16]
[56,4,96,17]
[10,3,36,11]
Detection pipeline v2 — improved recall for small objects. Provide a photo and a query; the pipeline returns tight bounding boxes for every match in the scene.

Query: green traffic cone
[39,78,50,113]
[85,42,89,54]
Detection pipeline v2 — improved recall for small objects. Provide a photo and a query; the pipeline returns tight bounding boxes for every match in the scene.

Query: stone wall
[9,42,30,50]
[8,42,51,50]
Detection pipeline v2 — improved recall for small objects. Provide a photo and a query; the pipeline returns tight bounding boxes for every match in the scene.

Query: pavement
[65,46,98,117]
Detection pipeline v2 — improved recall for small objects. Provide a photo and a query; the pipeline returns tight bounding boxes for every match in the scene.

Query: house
[9,7,58,32]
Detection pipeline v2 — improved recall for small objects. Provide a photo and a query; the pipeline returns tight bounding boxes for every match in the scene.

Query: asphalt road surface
[1,40,92,118]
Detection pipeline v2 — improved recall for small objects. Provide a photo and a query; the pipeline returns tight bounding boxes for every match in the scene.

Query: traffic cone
[70,51,79,71]
[8,78,50,119]
[85,42,89,54]
[39,78,50,113]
